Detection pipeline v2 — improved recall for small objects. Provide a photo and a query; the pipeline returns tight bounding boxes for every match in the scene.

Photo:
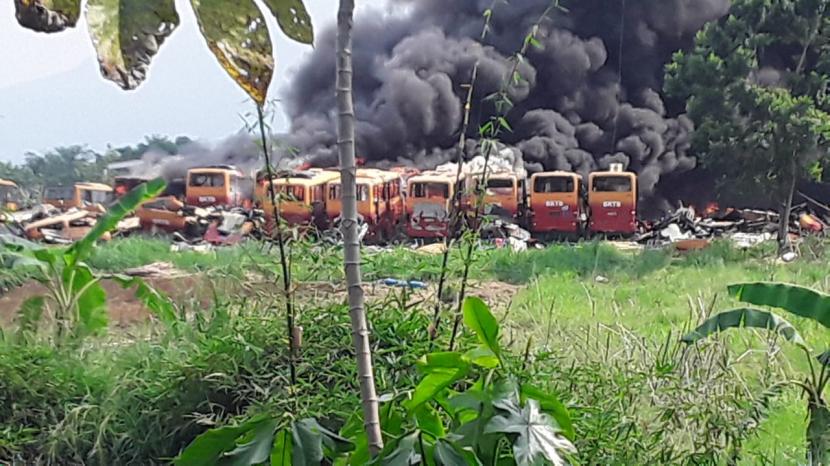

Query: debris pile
[0,204,110,244]
[639,199,828,249]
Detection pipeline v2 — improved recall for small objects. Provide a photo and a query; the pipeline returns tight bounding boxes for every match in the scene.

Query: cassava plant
[683,282,830,465]
[174,297,576,465]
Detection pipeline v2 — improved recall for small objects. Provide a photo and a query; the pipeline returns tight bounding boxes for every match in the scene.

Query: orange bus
[588,164,638,235]
[527,171,584,236]
[406,170,461,239]
[43,182,114,211]
[463,172,522,220]
[257,169,339,230]
[0,179,22,212]
[185,166,252,208]
[325,168,405,242]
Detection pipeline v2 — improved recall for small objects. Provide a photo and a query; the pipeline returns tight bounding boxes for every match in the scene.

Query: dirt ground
[0,275,213,328]
[0,265,521,328]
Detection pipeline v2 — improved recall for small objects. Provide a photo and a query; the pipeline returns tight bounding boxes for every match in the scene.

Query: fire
[704,202,719,216]
[299,162,313,170]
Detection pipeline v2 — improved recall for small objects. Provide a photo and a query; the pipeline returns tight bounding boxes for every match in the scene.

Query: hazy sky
[0,0,386,163]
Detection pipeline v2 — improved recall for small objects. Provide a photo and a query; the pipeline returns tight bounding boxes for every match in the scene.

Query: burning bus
[405,170,459,239]
[326,168,405,242]
[43,182,114,211]
[527,171,585,237]
[1,179,23,212]
[186,165,252,208]
[257,168,339,230]
[587,163,638,236]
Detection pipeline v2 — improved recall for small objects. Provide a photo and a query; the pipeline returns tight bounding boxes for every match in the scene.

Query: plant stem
[257,104,296,386]
[337,0,384,454]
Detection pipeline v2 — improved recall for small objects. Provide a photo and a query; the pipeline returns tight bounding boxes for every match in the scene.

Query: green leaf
[69,177,165,264]
[729,282,830,329]
[174,415,273,466]
[462,297,501,359]
[520,384,574,441]
[485,399,576,466]
[271,429,292,466]
[414,405,445,439]
[291,419,323,466]
[190,0,274,105]
[65,264,108,337]
[464,346,499,369]
[16,296,45,339]
[681,308,805,346]
[261,0,313,44]
[111,274,179,329]
[433,439,480,466]
[408,354,471,413]
[14,0,81,32]
[381,432,420,466]
[220,418,279,466]
[85,0,180,90]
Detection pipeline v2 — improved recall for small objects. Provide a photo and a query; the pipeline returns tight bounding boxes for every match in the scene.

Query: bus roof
[0,178,18,188]
[328,168,400,185]
[188,167,243,176]
[75,182,113,191]
[270,170,340,187]
[407,171,460,184]
[531,171,582,180]
[588,170,636,181]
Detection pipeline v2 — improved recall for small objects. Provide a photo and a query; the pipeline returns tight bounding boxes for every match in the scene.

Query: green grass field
[4,234,829,463]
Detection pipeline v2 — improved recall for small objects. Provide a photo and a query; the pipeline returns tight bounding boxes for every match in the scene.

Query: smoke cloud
[281,0,731,196]
[128,133,263,181]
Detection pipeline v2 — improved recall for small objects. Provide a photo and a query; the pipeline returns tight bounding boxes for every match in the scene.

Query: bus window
[44,186,75,200]
[82,189,112,205]
[486,178,514,195]
[312,185,324,202]
[534,177,575,193]
[593,176,632,193]
[328,184,342,200]
[413,182,449,199]
[357,184,369,202]
[190,173,225,187]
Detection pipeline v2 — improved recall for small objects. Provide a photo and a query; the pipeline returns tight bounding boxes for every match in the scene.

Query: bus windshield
[593,176,632,193]
[412,182,450,199]
[189,173,225,187]
[0,185,18,202]
[534,176,575,193]
[485,178,514,195]
[44,186,75,200]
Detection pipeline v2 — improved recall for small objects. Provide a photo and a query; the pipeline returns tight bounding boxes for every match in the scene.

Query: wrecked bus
[527,171,585,237]
[43,182,114,211]
[587,164,638,236]
[257,169,339,230]
[406,171,460,239]
[326,168,405,242]
[186,166,251,208]
[1,179,22,212]
[463,172,522,221]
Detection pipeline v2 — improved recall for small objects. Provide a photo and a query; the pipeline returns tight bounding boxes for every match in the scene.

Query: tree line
[0,135,192,196]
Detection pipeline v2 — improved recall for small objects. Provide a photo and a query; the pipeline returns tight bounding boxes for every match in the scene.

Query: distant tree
[666,0,830,251]
[23,146,104,189]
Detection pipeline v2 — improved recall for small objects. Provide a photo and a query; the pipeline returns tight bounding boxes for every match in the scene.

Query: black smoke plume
[281,0,731,198]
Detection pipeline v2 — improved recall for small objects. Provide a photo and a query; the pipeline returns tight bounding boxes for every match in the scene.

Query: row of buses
[247,163,639,241]
[7,163,637,241]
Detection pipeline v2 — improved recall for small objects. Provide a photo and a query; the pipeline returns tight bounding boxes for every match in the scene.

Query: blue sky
[0,0,386,163]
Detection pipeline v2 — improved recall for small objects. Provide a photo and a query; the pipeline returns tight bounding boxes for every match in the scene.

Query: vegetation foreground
[0,234,828,464]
